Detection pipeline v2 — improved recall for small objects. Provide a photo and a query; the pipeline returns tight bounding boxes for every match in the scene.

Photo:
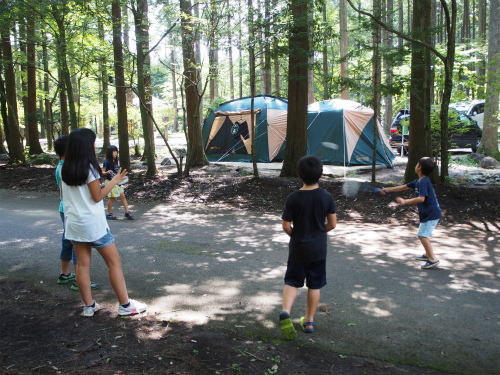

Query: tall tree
[26,14,43,154]
[371,0,382,182]
[340,0,349,99]
[272,0,280,96]
[264,0,272,95]
[0,26,25,163]
[51,0,78,130]
[209,0,219,100]
[322,2,328,100]
[476,0,487,98]
[383,0,394,131]
[249,0,259,176]
[280,0,309,177]
[42,30,53,150]
[478,0,500,156]
[97,13,110,152]
[180,0,208,174]
[112,0,131,171]
[405,0,434,182]
[132,0,156,175]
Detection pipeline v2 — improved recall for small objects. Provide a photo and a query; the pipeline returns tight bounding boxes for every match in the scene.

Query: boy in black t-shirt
[380,157,442,269]
[280,156,337,340]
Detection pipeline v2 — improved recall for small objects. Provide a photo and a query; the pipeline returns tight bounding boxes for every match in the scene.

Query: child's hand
[111,167,127,184]
[396,197,405,205]
[380,189,388,195]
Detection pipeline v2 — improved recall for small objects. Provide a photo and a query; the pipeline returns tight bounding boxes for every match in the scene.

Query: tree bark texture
[340,0,349,99]
[112,1,131,171]
[280,0,309,177]
[180,0,208,174]
[1,29,24,163]
[405,0,434,183]
[27,16,42,154]
[478,0,500,156]
[133,0,156,175]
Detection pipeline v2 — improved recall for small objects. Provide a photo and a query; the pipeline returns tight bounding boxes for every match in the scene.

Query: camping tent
[307,99,395,167]
[202,95,288,162]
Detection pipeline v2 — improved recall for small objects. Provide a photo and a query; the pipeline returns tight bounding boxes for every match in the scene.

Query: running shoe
[118,299,147,316]
[124,211,134,220]
[421,260,440,269]
[415,254,429,261]
[83,301,100,317]
[71,282,99,291]
[57,273,76,284]
[106,213,117,220]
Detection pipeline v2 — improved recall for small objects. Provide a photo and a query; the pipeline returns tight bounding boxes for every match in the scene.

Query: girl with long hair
[61,128,146,317]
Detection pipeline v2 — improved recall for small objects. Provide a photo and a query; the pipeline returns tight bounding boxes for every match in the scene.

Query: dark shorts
[284,259,327,289]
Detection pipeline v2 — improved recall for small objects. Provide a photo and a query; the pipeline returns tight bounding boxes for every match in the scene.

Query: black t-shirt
[281,188,337,263]
[103,160,119,181]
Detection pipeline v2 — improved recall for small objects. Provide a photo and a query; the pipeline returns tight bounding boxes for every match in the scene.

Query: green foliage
[28,153,57,166]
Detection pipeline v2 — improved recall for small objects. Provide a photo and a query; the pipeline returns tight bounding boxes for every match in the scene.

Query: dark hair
[297,155,323,185]
[106,145,119,164]
[418,157,436,176]
[61,128,101,186]
[54,135,68,158]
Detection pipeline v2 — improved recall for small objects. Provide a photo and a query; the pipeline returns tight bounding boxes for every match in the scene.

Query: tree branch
[345,0,446,63]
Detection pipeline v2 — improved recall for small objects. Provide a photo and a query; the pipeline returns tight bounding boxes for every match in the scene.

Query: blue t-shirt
[103,159,119,181]
[282,188,337,263]
[406,177,442,222]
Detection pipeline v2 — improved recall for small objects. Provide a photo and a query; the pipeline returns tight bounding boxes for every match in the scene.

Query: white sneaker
[118,299,147,316]
[83,301,100,317]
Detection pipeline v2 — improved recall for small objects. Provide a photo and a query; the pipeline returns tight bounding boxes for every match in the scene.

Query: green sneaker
[71,282,99,291]
[57,273,76,284]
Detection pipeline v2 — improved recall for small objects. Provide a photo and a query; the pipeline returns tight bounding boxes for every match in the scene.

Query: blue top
[55,160,64,213]
[103,159,119,181]
[407,177,442,222]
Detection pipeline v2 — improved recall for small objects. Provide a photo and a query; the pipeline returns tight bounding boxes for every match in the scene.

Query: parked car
[389,108,482,154]
[450,100,485,129]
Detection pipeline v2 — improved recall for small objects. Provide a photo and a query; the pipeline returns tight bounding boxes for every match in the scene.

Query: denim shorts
[284,259,327,290]
[418,219,440,238]
[71,229,115,249]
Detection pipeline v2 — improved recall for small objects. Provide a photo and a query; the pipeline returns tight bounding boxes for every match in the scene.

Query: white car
[452,100,485,129]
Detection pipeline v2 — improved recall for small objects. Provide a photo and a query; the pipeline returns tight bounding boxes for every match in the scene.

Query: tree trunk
[1,29,24,163]
[371,0,382,183]
[264,0,272,95]
[249,0,259,177]
[280,0,309,177]
[180,0,208,174]
[19,20,28,144]
[322,3,328,100]
[57,67,69,136]
[476,0,487,97]
[404,0,434,183]
[478,0,499,156]
[52,4,78,131]
[112,1,131,171]
[227,13,234,100]
[122,3,134,107]
[171,44,179,132]
[272,0,280,96]
[209,0,219,100]
[42,31,53,150]
[239,20,244,98]
[0,48,9,154]
[340,0,349,99]
[383,0,393,132]
[27,16,42,155]
[133,0,156,175]
[98,17,110,152]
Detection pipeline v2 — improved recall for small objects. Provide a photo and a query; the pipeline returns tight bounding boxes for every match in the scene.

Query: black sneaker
[124,211,134,220]
[57,273,76,284]
[106,213,117,220]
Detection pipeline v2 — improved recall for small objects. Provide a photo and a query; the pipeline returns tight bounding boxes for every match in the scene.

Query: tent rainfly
[202,95,288,162]
[307,99,395,167]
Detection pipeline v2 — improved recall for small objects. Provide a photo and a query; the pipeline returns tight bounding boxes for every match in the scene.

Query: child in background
[61,128,146,317]
[54,135,99,292]
[381,157,442,269]
[280,155,337,340]
[102,145,133,220]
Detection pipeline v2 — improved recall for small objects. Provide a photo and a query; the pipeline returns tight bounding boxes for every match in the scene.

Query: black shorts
[284,259,327,289]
